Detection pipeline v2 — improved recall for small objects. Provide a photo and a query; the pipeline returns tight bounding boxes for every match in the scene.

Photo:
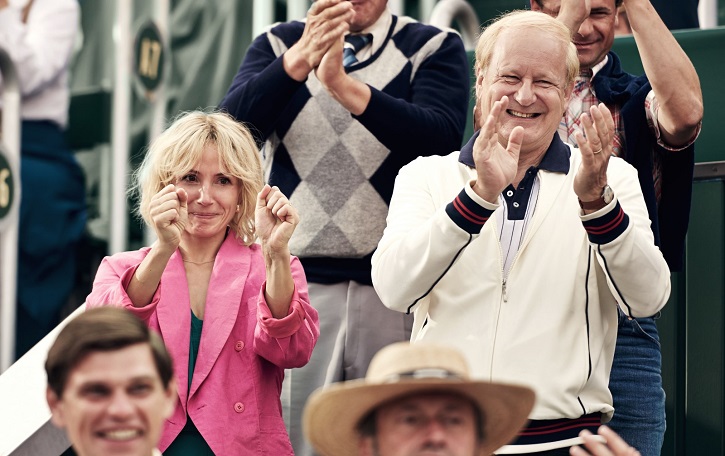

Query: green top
[163,311,214,455]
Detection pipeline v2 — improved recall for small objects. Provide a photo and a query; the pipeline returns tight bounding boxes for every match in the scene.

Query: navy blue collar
[458,131,571,175]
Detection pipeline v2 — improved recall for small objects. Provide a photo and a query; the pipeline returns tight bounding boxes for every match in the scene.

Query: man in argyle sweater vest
[220,1,468,454]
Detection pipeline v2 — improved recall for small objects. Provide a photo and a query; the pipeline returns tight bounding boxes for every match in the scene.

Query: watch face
[602,185,614,204]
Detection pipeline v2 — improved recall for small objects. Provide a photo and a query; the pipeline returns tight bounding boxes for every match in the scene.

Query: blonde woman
[86,111,318,455]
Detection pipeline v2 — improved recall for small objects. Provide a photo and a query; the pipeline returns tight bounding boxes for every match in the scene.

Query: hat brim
[303,378,535,456]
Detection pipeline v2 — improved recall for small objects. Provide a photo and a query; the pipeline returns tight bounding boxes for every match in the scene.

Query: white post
[0,47,22,372]
[143,0,170,248]
[388,0,404,16]
[150,0,169,141]
[420,0,438,23]
[429,0,480,50]
[287,0,309,21]
[110,0,132,254]
[698,0,719,29]
[253,0,275,38]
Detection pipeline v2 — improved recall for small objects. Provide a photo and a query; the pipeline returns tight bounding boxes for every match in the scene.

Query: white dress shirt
[0,0,79,128]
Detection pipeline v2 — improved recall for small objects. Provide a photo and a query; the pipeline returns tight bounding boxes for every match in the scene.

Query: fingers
[570,429,608,456]
[257,185,297,223]
[597,426,640,455]
[598,103,615,135]
[479,96,509,146]
[579,103,613,157]
[176,187,188,209]
[257,184,272,208]
[293,0,354,74]
[150,185,182,220]
[309,0,350,16]
[493,95,510,124]
[149,185,186,243]
[306,0,354,42]
[589,104,612,151]
[507,126,524,162]
[473,103,482,131]
[574,129,590,156]
[579,113,602,156]
[569,427,640,456]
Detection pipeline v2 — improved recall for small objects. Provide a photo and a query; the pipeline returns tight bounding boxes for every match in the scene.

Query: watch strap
[578,196,608,211]
[579,185,612,211]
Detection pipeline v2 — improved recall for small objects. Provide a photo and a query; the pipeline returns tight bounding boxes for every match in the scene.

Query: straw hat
[303,342,535,456]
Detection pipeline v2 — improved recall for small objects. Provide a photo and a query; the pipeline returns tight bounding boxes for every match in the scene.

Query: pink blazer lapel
[189,235,252,397]
[156,251,192,407]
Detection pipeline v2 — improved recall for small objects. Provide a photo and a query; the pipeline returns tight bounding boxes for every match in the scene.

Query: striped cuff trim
[582,202,629,244]
[445,188,494,234]
[510,413,602,446]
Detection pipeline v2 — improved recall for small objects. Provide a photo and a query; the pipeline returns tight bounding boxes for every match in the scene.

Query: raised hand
[473,102,482,132]
[284,0,354,80]
[570,426,641,456]
[315,33,345,88]
[149,184,188,249]
[555,0,592,35]
[255,185,299,256]
[573,103,615,203]
[472,96,524,203]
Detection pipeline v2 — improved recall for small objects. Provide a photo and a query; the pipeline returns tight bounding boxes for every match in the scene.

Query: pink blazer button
[235,341,245,351]
[234,402,245,413]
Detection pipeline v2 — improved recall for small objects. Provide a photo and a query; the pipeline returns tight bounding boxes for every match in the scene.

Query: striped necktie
[343,34,372,67]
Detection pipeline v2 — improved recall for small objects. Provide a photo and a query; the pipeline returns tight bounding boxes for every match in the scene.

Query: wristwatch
[578,185,614,211]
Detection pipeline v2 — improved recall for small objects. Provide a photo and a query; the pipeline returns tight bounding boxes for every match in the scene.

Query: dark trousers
[507,448,572,456]
[15,120,86,358]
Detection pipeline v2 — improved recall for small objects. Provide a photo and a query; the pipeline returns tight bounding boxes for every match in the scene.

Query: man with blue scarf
[530,0,703,454]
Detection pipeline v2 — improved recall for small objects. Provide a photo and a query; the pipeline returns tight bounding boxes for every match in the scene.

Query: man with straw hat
[304,342,641,455]
[303,342,535,456]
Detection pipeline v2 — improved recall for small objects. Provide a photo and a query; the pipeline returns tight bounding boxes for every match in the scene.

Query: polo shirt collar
[458,130,571,174]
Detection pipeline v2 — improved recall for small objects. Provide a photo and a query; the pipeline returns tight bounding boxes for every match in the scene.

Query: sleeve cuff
[351,83,378,121]
[271,54,308,85]
[257,282,307,338]
[645,90,701,151]
[581,200,630,244]
[120,263,161,304]
[444,183,497,234]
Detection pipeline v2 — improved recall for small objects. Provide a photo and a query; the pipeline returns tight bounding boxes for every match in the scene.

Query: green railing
[612,27,725,456]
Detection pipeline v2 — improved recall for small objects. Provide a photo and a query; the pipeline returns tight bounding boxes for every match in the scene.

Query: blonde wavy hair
[133,111,264,245]
[475,10,580,89]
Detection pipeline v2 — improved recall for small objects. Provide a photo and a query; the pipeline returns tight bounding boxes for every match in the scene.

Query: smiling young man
[45,307,176,456]
[529,1,703,454]
[372,10,671,454]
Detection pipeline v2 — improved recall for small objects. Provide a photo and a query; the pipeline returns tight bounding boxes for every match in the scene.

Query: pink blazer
[86,234,319,455]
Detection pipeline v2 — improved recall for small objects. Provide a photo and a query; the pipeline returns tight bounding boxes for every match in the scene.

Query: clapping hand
[472,96,524,203]
[570,426,641,456]
[255,185,299,255]
[556,0,592,35]
[286,0,354,79]
[315,32,345,88]
[149,184,188,249]
[573,103,615,203]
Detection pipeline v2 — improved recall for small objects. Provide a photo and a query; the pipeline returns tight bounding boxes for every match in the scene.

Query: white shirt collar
[590,55,609,79]
[349,8,392,60]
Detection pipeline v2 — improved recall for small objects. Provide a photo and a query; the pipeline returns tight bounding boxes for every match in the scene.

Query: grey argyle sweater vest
[262,17,452,266]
